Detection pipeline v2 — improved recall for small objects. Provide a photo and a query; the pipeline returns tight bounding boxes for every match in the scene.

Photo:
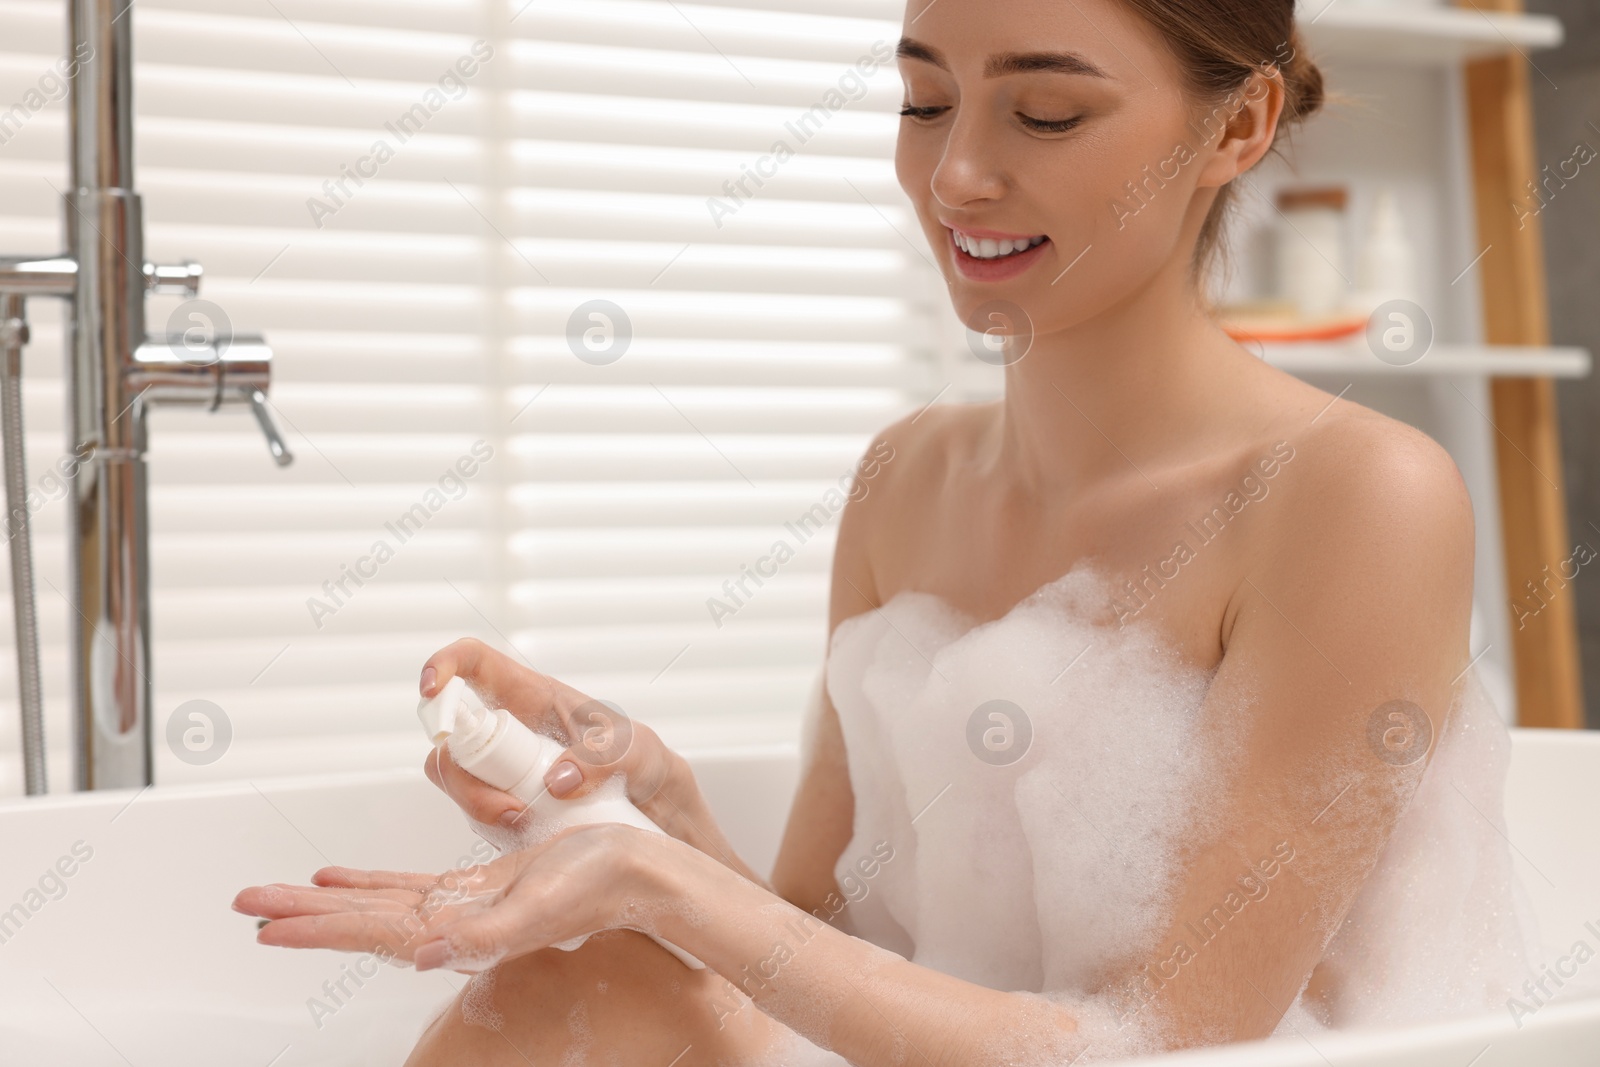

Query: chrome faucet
[0,0,292,794]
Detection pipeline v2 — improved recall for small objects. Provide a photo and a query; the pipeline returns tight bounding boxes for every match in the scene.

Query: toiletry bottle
[1276,186,1350,319]
[1354,188,1420,312]
[418,677,704,969]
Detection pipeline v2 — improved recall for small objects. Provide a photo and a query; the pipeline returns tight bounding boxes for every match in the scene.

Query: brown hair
[1116,0,1326,277]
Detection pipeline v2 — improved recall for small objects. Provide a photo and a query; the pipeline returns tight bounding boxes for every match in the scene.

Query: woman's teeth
[953,232,1047,260]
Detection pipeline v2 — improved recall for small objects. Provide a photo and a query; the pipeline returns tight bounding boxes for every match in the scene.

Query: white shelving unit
[1276,6,1587,726]
[1302,4,1563,66]
[1262,343,1591,378]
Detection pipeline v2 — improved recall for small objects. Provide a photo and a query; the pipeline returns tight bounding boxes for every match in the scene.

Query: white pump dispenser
[418,677,703,969]
[1354,188,1420,311]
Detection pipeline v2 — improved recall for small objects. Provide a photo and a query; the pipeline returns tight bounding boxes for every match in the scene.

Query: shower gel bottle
[418,676,703,969]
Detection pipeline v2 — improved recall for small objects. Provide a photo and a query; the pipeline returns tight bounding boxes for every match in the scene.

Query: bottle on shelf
[1352,187,1421,314]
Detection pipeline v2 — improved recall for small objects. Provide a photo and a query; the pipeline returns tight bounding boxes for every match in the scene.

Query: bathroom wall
[1526,0,1600,729]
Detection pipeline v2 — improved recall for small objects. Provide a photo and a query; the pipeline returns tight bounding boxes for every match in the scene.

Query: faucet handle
[144,260,202,297]
[245,388,294,467]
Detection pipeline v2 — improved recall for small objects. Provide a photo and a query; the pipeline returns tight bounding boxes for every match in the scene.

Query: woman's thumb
[543,755,586,799]
[544,698,635,799]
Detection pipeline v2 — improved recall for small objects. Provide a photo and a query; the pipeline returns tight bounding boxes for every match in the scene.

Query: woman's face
[895,0,1231,338]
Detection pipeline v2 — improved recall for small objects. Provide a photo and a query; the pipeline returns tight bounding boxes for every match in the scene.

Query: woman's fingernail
[420,666,437,694]
[544,759,582,798]
[497,807,526,829]
[415,941,451,972]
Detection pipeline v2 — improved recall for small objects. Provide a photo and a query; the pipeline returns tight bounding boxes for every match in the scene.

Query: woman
[235,0,1537,1061]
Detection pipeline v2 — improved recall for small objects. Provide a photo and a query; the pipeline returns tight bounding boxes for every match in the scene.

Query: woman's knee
[406,930,782,1065]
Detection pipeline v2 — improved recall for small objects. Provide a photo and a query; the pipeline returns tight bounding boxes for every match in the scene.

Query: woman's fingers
[416,638,682,825]
[422,743,445,790]
[421,726,527,827]
[257,910,437,957]
[241,829,638,972]
[311,866,441,892]
[233,883,418,919]
[420,638,552,721]
[432,743,528,826]
[419,638,489,700]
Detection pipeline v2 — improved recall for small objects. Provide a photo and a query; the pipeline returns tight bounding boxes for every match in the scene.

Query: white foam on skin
[433,940,508,975]
[757,562,1565,1063]
[826,566,1225,999]
[1288,664,1545,1031]
[460,965,504,1031]
[560,999,592,1067]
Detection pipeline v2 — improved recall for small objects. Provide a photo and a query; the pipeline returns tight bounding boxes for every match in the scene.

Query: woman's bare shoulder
[830,401,995,615]
[1252,393,1476,596]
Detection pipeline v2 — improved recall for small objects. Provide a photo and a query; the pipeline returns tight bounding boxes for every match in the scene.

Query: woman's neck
[991,253,1245,497]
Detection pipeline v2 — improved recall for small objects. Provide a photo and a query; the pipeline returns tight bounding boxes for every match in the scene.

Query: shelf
[1260,343,1591,378]
[949,345,1590,401]
[1299,4,1564,66]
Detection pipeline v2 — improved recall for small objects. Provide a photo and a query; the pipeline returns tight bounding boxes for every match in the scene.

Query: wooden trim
[1460,0,1586,728]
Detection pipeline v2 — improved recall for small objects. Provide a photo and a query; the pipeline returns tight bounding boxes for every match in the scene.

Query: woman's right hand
[420,639,755,878]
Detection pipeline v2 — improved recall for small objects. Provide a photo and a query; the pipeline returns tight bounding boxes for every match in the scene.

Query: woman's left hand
[233,822,681,972]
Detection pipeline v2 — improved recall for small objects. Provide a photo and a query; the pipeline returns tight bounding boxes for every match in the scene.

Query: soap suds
[460,965,504,1031]
[798,562,1557,1062]
[436,939,508,974]
[827,564,1226,1002]
[1285,665,1543,1032]
[560,999,592,1067]
[474,774,638,854]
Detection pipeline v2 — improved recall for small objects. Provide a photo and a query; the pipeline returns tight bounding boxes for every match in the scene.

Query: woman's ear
[1194,68,1287,190]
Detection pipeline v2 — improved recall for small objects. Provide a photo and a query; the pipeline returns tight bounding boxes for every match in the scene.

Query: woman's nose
[929,112,1010,209]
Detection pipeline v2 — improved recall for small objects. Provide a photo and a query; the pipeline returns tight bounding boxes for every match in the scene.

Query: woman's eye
[899,104,949,121]
[1018,113,1083,134]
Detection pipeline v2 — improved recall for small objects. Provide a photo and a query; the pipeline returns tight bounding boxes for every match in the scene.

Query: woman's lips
[948,229,1053,283]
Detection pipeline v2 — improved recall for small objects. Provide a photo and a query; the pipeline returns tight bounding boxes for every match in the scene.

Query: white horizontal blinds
[0,0,78,796]
[497,0,926,746]
[0,0,933,793]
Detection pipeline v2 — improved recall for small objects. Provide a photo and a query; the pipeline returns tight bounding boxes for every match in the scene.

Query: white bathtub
[0,732,1597,1065]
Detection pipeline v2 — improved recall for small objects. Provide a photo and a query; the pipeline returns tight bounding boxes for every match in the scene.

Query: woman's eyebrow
[896,36,1111,80]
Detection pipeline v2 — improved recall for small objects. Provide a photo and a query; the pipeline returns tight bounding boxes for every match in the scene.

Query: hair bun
[1281,29,1325,122]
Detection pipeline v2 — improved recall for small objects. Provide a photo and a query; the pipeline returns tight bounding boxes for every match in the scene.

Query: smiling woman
[231,0,1584,1063]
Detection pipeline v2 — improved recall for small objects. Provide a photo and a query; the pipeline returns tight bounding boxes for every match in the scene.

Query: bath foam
[799,561,1556,1061]
[460,965,504,1031]
[560,998,592,1067]
[1287,663,1544,1030]
[825,564,1224,999]
[433,938,508,975]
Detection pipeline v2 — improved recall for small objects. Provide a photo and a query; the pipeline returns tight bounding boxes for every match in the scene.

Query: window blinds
[0,0,941,792]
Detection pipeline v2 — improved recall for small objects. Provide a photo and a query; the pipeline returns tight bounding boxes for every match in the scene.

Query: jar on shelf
[1275,186,1350,320]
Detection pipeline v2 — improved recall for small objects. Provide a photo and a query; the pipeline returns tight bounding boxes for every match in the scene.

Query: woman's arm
[1110,420,1477,1044]
[770,427,905,916]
